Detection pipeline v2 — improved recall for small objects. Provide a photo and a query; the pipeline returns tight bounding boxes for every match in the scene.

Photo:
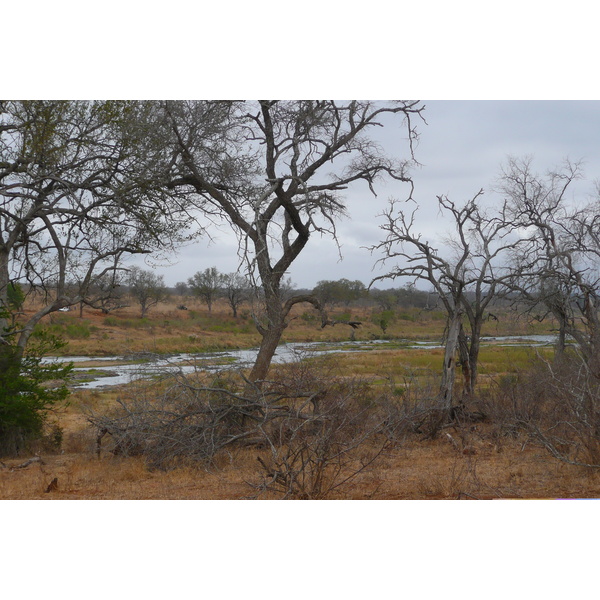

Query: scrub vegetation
[2,293,600,500]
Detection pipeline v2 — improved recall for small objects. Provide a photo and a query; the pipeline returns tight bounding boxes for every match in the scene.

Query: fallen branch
[10,456,45,470]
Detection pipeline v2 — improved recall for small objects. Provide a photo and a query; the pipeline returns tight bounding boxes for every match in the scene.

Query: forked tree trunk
[247,289,324,385]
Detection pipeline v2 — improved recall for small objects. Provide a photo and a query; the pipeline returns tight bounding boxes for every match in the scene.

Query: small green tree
[0,313,72,456]
[188,267,221,313]
[6,282,25,311]
[370,310,396,335]
[127,267,169,317]
[313,279,366,309]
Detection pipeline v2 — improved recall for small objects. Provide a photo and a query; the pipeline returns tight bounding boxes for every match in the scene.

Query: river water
[44,335,559,390]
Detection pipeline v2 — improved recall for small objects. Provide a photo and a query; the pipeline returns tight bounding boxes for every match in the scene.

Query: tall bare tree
[373,192,518,405]
[498,156,600,368]
[163,100,424,383]
[497,157,600,465]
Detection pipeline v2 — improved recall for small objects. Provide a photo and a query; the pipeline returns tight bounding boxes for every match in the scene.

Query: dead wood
[10,456,45,470]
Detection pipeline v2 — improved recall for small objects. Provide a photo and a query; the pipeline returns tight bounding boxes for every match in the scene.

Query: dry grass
[3,296,593,500]
[3,428,599,500]
[21,295,558,357]
[3,385,600,500]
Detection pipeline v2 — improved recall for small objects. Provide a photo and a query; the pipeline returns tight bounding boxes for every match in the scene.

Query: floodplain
[2,298,599,500]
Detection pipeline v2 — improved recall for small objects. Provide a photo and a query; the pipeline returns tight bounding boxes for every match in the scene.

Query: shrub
[88,357,391,498]
[0,327,72,456]
[371,310,396,334]
[7,282,25,311]
[301,311,318,322]
[496,353,600,467]
[64,322,91,339]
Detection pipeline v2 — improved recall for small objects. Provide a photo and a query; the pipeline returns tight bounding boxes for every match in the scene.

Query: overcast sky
[144,100,600,289]
[9,3,599,293]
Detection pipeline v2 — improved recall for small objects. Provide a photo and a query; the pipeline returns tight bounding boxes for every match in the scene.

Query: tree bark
[439,311,462,409]
[248,325,284,383]
[0,248,9,335]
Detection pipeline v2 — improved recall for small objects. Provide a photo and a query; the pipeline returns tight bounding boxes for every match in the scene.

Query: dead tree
[498,157,600,369]
[372,192,519,407]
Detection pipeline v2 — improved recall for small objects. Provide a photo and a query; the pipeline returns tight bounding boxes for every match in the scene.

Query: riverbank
[25,298,558,358]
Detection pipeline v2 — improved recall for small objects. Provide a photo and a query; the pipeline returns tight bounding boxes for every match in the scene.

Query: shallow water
[45,335,560,389]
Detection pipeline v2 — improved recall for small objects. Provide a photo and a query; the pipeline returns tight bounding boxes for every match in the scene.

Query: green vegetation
[7,282,25,311]
[0,320,72,456]
[36,315,95,339]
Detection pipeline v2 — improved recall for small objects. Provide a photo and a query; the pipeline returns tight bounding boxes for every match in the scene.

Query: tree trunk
[463,320,482,399]
[0,248,10,335]
[556,324,566,357]
[458,324,472,398]
[248,325,284,383]
[439,311,462,409]
[247,284,288,384]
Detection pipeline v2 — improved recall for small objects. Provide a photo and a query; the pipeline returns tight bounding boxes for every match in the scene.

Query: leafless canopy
[371,192,520,404]
[162,100,425,381]
[497,156,600,365]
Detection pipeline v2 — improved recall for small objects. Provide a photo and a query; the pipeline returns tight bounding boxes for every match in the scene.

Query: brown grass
[3,295,593,500]
[3,423,599,499]
[21,295,558,357]
[3,377,600,500]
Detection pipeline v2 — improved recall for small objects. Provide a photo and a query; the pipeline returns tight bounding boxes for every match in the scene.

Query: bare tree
[373,192,518,408]
[69,267,129,316]
[497,157,600,366]
[0,101,194,359]
[163,100,424,383]
[221,272,250,317]
[128,266,169,317]
[470,157,600,470]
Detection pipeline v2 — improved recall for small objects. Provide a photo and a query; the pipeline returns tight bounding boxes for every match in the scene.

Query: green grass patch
[103,316,152,329]
[476,345,554,375]
[36,315,92,339]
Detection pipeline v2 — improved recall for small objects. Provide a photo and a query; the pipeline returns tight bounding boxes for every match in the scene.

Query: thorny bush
[88,355,394,498]
[476,350,600,468]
